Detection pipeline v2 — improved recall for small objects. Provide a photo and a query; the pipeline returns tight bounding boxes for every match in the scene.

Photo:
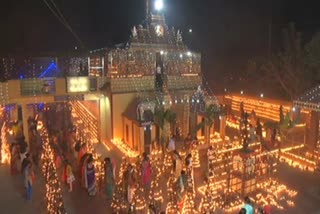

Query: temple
[88,0,218,153]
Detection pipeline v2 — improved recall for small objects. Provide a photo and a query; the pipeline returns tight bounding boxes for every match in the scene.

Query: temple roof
[294,85,320,111]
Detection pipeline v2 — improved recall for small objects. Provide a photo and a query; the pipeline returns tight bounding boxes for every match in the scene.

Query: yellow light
[111,138,139,158]
[1,122,10,164]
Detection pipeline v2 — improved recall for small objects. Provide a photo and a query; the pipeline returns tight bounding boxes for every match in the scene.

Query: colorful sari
[85,164,96,196]
[141,160,152,186]
[105,162,115,199]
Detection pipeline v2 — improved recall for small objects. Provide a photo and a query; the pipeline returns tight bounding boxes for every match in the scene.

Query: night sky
[1,0,320,89]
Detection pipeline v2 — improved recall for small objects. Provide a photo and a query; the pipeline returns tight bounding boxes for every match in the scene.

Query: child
[63,160,75,192]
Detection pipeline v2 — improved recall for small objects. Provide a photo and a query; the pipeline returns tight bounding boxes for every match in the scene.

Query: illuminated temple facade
[88,0,216,153]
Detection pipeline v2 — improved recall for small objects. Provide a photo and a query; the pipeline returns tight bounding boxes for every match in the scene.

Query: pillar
[99,96,112,144]
[21,103,32,144]
[99,97,106,143]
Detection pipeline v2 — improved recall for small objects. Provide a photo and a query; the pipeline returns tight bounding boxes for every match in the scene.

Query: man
[243,196,254,214]
[21,153,31,174]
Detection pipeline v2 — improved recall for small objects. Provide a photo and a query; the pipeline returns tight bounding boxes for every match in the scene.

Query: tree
[247,23,316,100]
[305,32,320,84]
[196,104,220,144]
[154,106,177,148]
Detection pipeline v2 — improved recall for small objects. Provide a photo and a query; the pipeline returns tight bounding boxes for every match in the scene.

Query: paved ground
[0,164,46,214]
[1,122,319,214]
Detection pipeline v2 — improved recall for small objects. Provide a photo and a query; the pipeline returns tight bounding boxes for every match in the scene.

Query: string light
[39,124,66,214]
[0,121,10,164]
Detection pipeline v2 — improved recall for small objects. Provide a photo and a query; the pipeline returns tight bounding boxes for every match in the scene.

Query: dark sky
[1,0,320,87]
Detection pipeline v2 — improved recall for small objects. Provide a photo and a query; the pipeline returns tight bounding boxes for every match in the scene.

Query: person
[141,153,152,191]
[84,155,96,196]
[104,157,115,200]
[74,139,81,159]
[184,133,192,151]
[185,153,192,170]
[249,124,256,143]
[168,135,176,152]
[63,160,75,192]
[263,198,272,214]
[24,162,34,200]
[125,164,136,204]
[21,153,31,175]
[78,143,87,165]
[257,207,265,214]
[256,119,262,142]
[10,143,20,175]
[177,170,187,201]
[239,208,247,214]
[243,196,254,214]
[173,151,182,180]
[80,153,90,188]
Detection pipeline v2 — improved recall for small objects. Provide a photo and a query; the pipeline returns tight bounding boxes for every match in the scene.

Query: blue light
[39,61,59,78]
[38,103,44,111]
[19,74,24,79]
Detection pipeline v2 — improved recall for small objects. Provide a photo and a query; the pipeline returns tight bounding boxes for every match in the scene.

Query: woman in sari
[84,155,96,196]
[141,153,152,190]
[104,157,115,200]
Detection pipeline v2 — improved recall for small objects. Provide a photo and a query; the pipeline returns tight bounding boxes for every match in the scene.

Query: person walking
[62,160,75,192]
[24,162,34,200]
[84,155,96,196]
[141,153,152,195]
[104,157,115,200]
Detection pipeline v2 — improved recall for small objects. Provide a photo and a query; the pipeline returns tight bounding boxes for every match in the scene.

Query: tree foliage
[247,23,320,100]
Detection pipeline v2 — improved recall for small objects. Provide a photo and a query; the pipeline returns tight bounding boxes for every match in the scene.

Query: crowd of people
[7,120,37,201]
[3,103,276,214]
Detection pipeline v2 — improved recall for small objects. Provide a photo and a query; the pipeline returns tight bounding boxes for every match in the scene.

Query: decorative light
[111,138,139,158]
[40,126,66,214]
[160,50,164,55]
[189,29,193,33]
[187,51,192,56]
[155,0,164,11]
[179,54,183,58]
[292,107,296,112]
[260,93,264,98]
[240,90,244,95]
[1,122,10,164]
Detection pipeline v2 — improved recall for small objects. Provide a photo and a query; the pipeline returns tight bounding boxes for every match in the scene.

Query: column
[99,96,112,143]
[21,103,32,144]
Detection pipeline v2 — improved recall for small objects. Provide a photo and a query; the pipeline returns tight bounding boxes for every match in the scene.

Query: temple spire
[146,0,151,19]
